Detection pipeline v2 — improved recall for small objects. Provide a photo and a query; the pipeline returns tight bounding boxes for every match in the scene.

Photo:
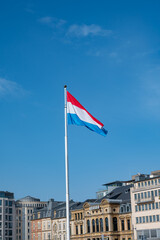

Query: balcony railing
[136,196,154,204]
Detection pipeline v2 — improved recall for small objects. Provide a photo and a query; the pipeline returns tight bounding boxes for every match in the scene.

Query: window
[100,218,103,232]
[38,222,41,229]
[156,215,159,221]
[149,204,151,210]
[80,225,83,234]
[144,192,147,198]
[96,219,99,232]
[139,217,142,223]
[148,191,151,198]
[145,204,148,210]
[148,181,150,186]
[141,193,143,199]
[151,180,154,185]
[75,214,77,220]
[139,205,141,211]
[76,226,78,235]
[149,216,152,222]
[87,220,90,233]
[113,217,117,231]
[155,190,158,196]
[153,215,156,222]
[92,219,95,232]
[127,219,130,230]
[121,220,124,231]
[146,216,148,223]
[143,217,145,223]
[9,208,12,214]
[152,203,155,209]
[0,200,1,206]
[134,194,137,200]
[156,202,158,209]
[155,179,157,185]
[105,217,109,231]
[48,233,51,240]
[135,206,138,212]
[48,221,50,229]
[142,205,144,211]
[59,223,61,230]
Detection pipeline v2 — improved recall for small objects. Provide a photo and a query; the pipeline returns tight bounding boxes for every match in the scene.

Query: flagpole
[64,85,70,240]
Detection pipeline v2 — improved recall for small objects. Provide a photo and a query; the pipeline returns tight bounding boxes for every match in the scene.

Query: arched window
[96,219,99,232]
[100,218,103,232]
[92,219,95,232]
[105,217,109,231]
[87,220,90,233]
[113,217,118,231]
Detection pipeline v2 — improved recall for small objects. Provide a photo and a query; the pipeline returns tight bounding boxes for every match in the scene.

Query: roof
[106,184,132,203]
[103,181,124,186]
[17,196,40,202]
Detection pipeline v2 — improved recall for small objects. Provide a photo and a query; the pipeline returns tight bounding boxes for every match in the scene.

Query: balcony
[136,196,154,204]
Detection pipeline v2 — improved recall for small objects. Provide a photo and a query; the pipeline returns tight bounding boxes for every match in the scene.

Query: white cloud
[38,17,66,28]
[0,78,28,97]
[67,24,112,37]
[38,17,54,24]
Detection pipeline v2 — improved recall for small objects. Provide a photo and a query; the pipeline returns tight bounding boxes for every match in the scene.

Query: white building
[131,171,160,240]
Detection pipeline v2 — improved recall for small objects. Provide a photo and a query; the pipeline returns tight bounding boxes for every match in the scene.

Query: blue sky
[1,0,160,201]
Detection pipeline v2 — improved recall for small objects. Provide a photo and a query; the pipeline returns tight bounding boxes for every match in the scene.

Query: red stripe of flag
[67,91,104,127]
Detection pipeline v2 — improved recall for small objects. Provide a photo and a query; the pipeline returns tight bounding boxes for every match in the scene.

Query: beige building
[16,196,47,240]
[41,217,52,240]
[131,171,160,240]
[52,215,66,240]
[70,185,133,240]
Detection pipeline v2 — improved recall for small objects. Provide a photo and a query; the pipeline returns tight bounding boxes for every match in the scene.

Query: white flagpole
[64,85,70,240]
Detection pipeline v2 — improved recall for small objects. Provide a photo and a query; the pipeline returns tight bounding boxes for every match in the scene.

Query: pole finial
[64,85,67,89]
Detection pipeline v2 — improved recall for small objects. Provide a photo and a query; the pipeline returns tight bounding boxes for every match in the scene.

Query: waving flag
[67,91,108,136]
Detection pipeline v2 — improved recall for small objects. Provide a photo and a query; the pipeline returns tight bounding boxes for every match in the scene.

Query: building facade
[131,171,160,240]
[71,185,133,240]
[15,196,47,240]
[0,191,16,240]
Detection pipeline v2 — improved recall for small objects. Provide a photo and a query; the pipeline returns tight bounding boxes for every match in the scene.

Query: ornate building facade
[70,185,132,240]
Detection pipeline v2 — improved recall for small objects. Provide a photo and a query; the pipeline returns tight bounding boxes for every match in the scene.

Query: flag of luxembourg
[67,91,108,136]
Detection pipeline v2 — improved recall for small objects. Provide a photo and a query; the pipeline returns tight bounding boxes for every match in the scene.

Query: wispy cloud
[38,17,66,28]
[140,67,160,116]
[0,78,28,98]
[67,24,112,37]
